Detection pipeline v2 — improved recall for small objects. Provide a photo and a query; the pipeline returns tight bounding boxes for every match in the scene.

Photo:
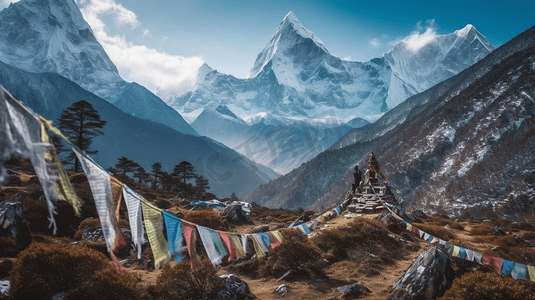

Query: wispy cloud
[369,38,382,47]
[77,0,204,95]
[402,20,438,52]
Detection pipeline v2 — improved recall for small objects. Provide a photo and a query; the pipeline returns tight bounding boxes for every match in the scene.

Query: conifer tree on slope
[57,100,107,172]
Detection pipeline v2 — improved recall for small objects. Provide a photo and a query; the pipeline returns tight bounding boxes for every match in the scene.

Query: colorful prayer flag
[182,222,202,271]
[228,232,246,259]
[219,232,236,261]
[197,225,227,266]
[512,263,528,280]
[250,235,266,258]
[501,260,514,276]
[142,201,170,269]
[122,185,145,259]
[162,211,186,263]
[528,265,535,282]
[482,254,503,271]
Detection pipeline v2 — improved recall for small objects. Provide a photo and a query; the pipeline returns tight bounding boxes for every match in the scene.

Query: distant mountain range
[0,0,278,197]
[166,12,494,174]
[0,0,197,136]
[244,24,535,219]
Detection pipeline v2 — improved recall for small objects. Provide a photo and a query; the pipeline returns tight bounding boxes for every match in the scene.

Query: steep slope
[167,12,493,175]
[0,61,278,197]
[243,25,535,218]
[169,12,493,124]
[191,105,250,146]
[0,0,197,136]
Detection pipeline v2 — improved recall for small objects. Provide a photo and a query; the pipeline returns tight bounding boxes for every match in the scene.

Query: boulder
[217,274,255,300]
[376,213,402,231]
[251,225,269,233]
[337,282,370,299]
[274,284,289,296]
[222,205,253,224]
[412,210,428,219]
[0,201,24,239]
[80,226,139,256]
[388,247,454,300]
[492,225,506,236]
[0,201,31,249]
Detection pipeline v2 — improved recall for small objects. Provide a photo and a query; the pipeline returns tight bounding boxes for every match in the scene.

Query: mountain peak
[248,11,329,78]
[454,24,494,52]
[455,24,475,37]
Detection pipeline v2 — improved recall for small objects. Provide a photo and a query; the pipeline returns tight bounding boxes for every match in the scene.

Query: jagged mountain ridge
[170,12,493,175]
[167,12,494,124]
[0,0,197,136]
[0,60,279,197]
[243,25,535,217]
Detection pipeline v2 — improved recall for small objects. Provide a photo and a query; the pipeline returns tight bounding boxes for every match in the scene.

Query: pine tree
[151,162,163,189]
[172,161,197,199]
[194,175,210,199]
[115,156,140,176]
[57,100,107,172]
[133,167,151,186]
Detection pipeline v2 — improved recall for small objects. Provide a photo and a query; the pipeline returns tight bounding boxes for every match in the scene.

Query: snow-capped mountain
[0,59,278,197]
[167,11,493,174]
[0,0,197,136]
[165,12,494,124]
[244,24,535,218]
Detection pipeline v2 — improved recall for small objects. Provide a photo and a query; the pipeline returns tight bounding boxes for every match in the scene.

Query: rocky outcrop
[388,247,454,300]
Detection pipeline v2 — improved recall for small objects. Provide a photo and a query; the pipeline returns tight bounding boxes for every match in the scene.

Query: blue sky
[1,0,533,92]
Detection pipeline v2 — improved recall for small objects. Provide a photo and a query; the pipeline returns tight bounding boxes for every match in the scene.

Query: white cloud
[370,38,381,47]
[402,20,438,52]
[78,0,204,95]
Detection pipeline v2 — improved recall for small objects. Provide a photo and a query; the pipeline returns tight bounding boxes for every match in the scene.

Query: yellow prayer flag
[528,265,535,282]
[142,201,170,268]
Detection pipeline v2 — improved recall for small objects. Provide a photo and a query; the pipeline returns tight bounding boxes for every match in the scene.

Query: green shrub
[183,210,227,230]
[9,242,146,300]
[439,271,535,300]
[153,258,222,300]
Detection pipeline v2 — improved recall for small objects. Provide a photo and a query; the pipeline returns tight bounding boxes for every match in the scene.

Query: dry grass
[439,271,535,300]
[468,224,494,236]
[416,223,456,241]
[153,258,222,300]
[183,209,227,231]
[9,242,148,300]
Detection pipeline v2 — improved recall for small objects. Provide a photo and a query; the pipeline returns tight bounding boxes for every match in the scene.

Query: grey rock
[0,280,9,295]
[492,225,506,236]
[222,205,253,224]
[217,274,255,300]
[0,201,24,239]
[412,210,428,219]
[274,284,289,296]
[388,247,454,300]
[337,282,370,299]
[252,225,269,232]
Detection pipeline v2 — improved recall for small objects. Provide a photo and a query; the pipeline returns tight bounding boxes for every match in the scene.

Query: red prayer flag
[182,222,202,271]
[481,254,503,270]
[218,231,236,262]
[267,232,281,248]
